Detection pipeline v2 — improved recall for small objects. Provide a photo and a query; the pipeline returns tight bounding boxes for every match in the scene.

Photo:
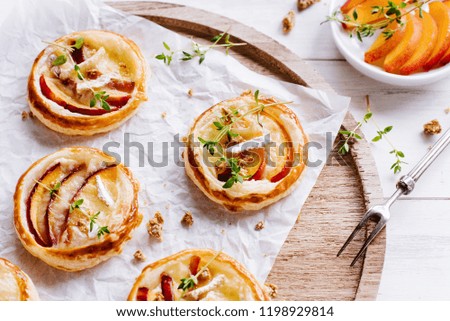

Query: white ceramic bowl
[329,0,450,86]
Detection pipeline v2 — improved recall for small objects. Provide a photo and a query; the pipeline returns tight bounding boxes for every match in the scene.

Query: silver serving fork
[338,127,450,266]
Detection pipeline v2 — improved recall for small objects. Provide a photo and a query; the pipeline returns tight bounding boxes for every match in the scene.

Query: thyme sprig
[89,212,111,239]
[338,112,372,154]
[155,28,246,65]
[43,37,111,111]
[338,95,406,174]
[323,0,432,41]
[197,91,292,188]
[178,251,222,293]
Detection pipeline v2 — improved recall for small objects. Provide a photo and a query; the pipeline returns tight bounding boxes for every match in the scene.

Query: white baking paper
[0,0,350,300]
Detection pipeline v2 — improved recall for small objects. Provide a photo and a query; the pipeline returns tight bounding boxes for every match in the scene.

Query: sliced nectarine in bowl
[398,11,438,75]
[423,2,450,70]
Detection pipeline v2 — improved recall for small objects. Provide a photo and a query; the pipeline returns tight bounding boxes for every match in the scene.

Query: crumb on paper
[423,119,442,135]
[147,211,164,241]
[161,112,167,119]
[255,221,265,231]
[221,229,225,235]
[165,203,170,210]
[21,111,29,120]
[265,283,278,299]
[445,107,450,114]
[282,10,295,33]
[297,0,319,11]
[154,293,165,301]
[187,88,193,97]
[133,250,146,262]
[181,211,194,227]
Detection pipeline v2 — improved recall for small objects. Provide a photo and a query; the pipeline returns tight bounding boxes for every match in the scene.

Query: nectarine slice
[344,0,403,29]
[423,2,450,70]
[364,19,405,63]
[399,11,437,75]
[28,164,67,246]
[341,0,367,13]
[439,1,450,65]
[384,13,423,73]
[47,167,88,244]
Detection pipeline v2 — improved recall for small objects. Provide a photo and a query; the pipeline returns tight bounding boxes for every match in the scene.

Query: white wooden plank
[308,60,450,199]
[378,200,450,300]
[143,0,343,60]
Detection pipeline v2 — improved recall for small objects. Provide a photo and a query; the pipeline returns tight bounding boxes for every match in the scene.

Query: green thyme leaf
[72,37,84,50]
[52,55,67,66]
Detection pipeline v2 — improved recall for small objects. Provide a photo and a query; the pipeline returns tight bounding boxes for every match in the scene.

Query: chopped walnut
[255,221,265,231]
[133,250,146,262]
[187,88,193,97]
[198,267,211,282]
[154,293,165,301]
[282,10,296,33]
[161,112,167,119]
[29,111,34,118]
[241,89,252,96]
[423,119,442,135]
[147,211,164,241]
[181,211,194,227]
[265,283,278,299]
[21,111,29,120]
[297,0,319,11]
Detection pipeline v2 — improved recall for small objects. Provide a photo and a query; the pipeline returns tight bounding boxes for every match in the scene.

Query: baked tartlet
[28,30,147,135]
[14,147,142,271]
[185,91,308,211]
[0,258,39,301]
[128,249,269,301]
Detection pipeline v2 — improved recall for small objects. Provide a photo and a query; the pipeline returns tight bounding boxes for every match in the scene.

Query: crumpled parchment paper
[0,0,350,300]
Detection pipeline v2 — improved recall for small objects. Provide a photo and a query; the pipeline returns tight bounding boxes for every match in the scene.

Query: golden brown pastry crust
[128,249,270,301]
[0,258,39,301]
[28,30,147,136]
[14,147,142,271]
[184,91,308,212]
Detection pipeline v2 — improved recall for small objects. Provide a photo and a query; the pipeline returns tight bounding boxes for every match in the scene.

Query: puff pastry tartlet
[128,249,269,301]
[14,147,142,271]
[28,30,147,135]
[185,91,308,211]
[0,258,39,301]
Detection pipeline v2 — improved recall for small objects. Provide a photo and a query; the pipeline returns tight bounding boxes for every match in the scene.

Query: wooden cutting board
[109,1,386,301]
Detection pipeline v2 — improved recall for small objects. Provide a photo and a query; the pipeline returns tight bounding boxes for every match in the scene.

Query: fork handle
[397,128,450,194]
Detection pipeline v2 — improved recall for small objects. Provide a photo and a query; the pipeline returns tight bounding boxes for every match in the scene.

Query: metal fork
[338,127,450,266]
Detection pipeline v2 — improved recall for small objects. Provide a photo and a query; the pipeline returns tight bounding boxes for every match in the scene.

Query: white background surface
[136,0,450,300]
[1,0,449,300]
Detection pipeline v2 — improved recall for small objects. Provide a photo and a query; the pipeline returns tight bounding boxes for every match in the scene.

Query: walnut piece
[423,119,442,135]
[147,211,164,241]
[133,250,146,262]
[255,221,265,231]
[265,283,278,299]
[198,267,211,282]
[181,211,194,227]
[282,10,295,33]
[297,0,320,11]
[21,111,29,120]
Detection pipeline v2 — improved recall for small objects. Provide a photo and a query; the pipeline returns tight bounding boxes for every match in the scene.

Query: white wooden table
[144,0,450,300]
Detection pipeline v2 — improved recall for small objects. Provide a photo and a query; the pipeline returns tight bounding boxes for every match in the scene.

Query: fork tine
[337,208,373,257]
[350,219,387,267]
